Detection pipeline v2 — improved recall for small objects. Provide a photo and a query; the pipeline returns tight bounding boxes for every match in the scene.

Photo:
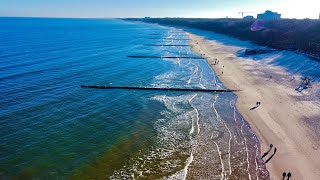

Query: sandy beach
[187,32,320,179]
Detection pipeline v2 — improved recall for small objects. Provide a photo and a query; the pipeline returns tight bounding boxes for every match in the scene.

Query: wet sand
[187,32,320,179]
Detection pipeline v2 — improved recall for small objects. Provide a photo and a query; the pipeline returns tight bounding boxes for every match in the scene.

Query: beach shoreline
[186,32,320,179]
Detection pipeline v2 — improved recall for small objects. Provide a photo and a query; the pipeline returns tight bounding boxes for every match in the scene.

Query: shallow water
[0,18,268,179]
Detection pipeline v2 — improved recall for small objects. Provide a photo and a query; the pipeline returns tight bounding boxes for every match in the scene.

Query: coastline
[186,32,320,179]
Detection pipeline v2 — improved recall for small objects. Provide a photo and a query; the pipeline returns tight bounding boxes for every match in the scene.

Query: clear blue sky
[0,0,318,19]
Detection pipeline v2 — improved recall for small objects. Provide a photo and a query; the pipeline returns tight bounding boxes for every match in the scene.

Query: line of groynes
[81,85,237,93]
[127,55,203,59]
[82,32,232,93]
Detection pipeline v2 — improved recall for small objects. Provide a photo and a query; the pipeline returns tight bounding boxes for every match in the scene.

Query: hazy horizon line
[0,16,319,20]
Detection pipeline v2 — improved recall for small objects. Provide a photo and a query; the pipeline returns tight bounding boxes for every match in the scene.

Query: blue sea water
[0,18,268,179]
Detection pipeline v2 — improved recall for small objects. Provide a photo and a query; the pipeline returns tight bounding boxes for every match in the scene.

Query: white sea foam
[189,94,200,135]
[240,113,252,180]
[111,94,195,179]
[211,96,233,177]
[111,26,269,179]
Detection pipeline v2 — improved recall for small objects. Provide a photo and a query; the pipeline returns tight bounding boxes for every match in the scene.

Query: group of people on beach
[261,143,293,179]
[282,172,292,180]
[214,59,219,65]
[195,39,297,179]
[198,45,224,76]
[212,59,225,75]
[195,42,223,72]
[256,101,261,107]
[250,101,262,110]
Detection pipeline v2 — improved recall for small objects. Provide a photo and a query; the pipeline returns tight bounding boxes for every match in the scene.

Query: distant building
[257,10,281,20]
[243,15,254,19]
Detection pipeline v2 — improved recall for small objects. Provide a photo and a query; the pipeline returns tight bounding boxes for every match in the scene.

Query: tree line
[126,18,320,57]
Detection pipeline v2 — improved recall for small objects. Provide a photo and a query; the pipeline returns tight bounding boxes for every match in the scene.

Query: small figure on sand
[282,172,292,180]
[287,172,291,180]
[251,101,261,110]
[265,147,277,164]
[282,172,286,180]
[261,144,273,159]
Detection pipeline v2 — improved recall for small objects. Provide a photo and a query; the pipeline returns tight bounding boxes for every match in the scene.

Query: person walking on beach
[282,172,292,180]
[256,101,261,107]
[282,172,286,180]
[265,147,277,164]
[261,144,273,159]
[287,172,291,180]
